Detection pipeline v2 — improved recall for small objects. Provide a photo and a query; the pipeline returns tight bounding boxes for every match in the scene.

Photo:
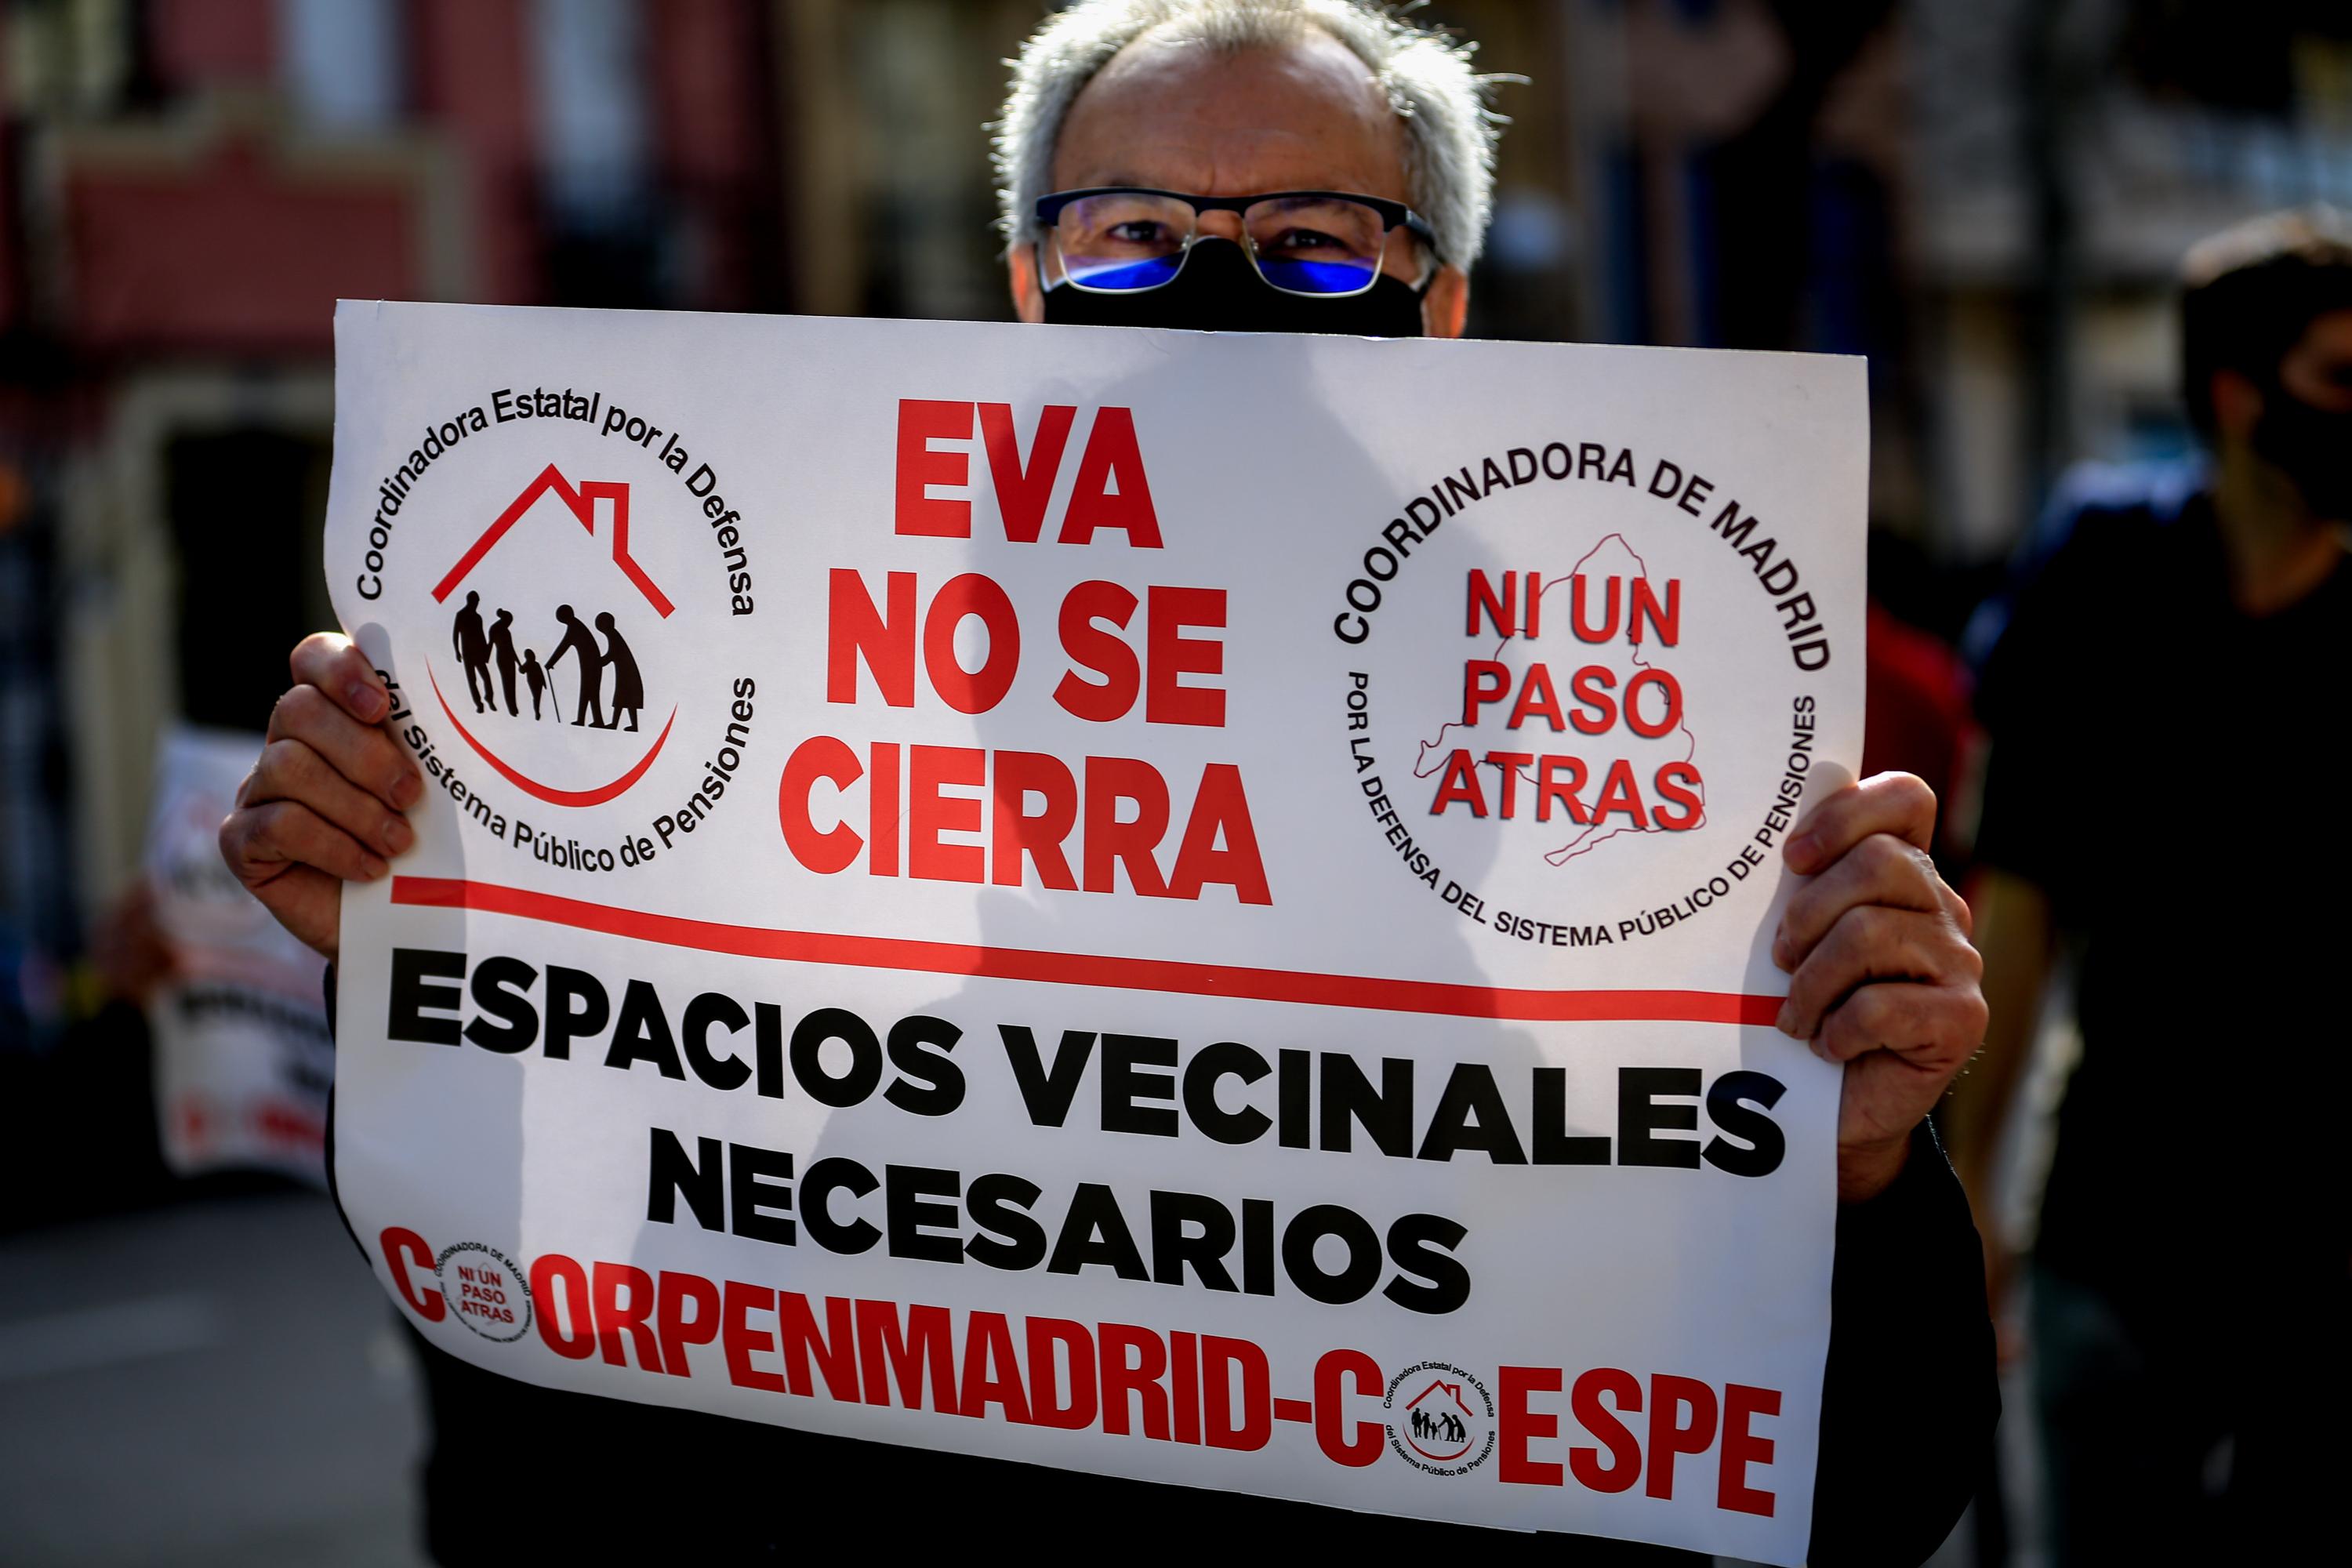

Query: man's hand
[1773,772,1987,1203]
[218,633,423,961]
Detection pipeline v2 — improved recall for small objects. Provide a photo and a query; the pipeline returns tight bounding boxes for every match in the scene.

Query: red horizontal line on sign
[389,877,1783,1026]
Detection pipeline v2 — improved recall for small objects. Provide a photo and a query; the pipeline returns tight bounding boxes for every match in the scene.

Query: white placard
[326,303,1864,1563]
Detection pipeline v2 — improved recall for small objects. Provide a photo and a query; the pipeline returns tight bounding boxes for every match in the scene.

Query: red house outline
[1406,1379,1474,1417]
[431,464,674,617]
[423,465,678,808]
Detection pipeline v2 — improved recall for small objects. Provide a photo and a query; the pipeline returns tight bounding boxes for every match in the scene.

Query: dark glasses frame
[1033,187,1442,297]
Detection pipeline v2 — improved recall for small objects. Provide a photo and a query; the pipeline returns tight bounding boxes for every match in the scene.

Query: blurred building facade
[1563,0,2352,580]
[2,0,2347,1051]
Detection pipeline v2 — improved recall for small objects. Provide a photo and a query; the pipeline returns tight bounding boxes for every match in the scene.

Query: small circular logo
[1384,1360,1497,1476]
[434,1242,533,1343]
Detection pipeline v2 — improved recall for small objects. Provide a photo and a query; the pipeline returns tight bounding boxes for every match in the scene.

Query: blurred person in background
[218,2,1993,1561]
[1862,593,1976,875]
[0,884,177,1230]
[1948,206,2352,1563]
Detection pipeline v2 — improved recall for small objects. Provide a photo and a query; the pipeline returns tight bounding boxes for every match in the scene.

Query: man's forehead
[1050,26,1409,201]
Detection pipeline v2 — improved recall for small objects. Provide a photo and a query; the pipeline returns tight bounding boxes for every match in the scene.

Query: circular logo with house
[349,389,764,870]
[1384,1360,1496,1476]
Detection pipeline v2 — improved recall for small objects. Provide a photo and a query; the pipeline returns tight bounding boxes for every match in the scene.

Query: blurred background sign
[143,723,330,1184]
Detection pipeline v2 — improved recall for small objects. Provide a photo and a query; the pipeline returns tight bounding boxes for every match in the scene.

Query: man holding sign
[220,3,1991,1563]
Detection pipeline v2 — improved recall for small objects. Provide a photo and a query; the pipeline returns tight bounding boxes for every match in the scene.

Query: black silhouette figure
[488,609,522,716]
[521,649,548,720]
[1410,1406,1466,1446]
[596,612,644,733]
[452,590,494,714]
[546,605,608,728]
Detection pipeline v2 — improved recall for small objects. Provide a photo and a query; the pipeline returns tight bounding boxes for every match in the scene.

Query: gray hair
[993,0,1506,270]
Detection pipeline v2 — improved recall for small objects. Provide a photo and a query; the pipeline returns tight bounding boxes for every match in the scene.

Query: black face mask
[1041,238,1428,337]
[2252,381,2352,520]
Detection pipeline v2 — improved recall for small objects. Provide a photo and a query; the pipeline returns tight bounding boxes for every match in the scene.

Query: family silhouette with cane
[1409,1406,1467,1446]
[452,590,645,731]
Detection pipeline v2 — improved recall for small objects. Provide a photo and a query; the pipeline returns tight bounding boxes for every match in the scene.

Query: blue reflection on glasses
[1065,255,1186,292]
[1255,256,1379,295]
[1065,251,1381,296]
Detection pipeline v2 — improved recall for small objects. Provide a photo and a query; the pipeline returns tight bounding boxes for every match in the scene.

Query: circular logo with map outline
[434,1241,533,1342]
[1328,438,1842,951]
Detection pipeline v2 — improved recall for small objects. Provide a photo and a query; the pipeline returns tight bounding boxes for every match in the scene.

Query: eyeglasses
[1034,187,1438,298]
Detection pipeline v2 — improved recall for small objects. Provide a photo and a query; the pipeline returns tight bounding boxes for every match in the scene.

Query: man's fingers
[290,631,392,725]
[1814,981,1988,1067]
[234,861,343,961]
[225,798,390,887]
[1777,905,1978,1040]
[217,799,366,960]
[221,630,408,966]
[265,682,421,811]
[242,738,416,858]
[1773,830,1964,971]
[1785,771,1936,876]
